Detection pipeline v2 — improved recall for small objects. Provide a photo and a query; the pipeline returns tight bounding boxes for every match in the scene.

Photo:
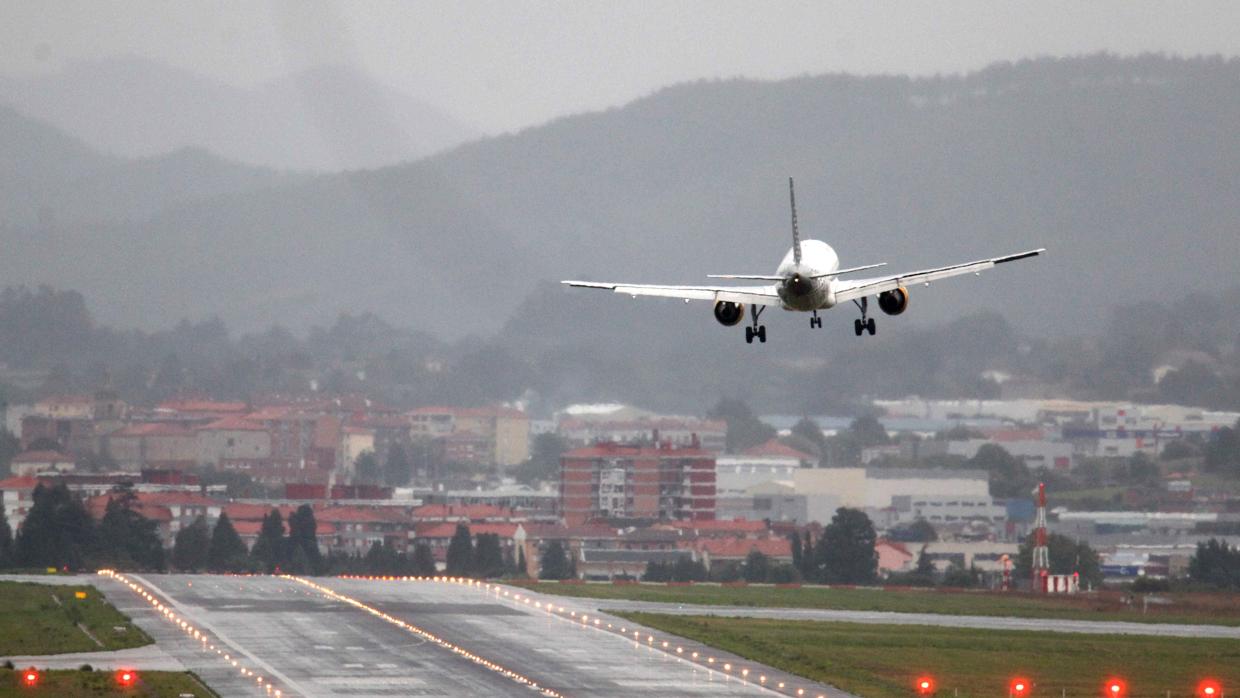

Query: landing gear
[852,298,876,336]
[745,304,767,344]
[810,310,822,329]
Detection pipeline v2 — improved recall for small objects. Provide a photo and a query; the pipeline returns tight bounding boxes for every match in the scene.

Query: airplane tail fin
[789,177,802,265]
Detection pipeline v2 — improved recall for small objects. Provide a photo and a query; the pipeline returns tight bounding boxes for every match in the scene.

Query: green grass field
[620,613,1240,698]
[0,668,214,697]
[0,581,152,655]
[517,581,1240,626]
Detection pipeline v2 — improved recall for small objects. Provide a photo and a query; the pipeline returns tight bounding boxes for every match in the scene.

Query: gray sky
[3,0,1240,134]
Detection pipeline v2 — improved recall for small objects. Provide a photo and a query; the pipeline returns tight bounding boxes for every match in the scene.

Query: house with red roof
[741,439,817,466]
[407,405,529,467]
[686,537,794,568]
[560,441,716,526]
[104,422,199,471]
[876,539,915,575]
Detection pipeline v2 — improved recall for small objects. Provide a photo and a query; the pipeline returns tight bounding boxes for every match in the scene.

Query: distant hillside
[0,104,300,227]
[4,55,1240,340]
[0,58,480,171]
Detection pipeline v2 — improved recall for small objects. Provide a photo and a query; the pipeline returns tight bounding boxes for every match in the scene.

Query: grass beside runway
[0,667,215,697]
[617,612,1240,698]
[0,581,152,655]
[516,581,1240,626]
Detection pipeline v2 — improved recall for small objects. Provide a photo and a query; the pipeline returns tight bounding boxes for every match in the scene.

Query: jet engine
[878,287,910,316]
[713,301,745,326]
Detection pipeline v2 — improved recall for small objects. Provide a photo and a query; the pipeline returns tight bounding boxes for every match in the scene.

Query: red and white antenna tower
[1032,482,1049,593]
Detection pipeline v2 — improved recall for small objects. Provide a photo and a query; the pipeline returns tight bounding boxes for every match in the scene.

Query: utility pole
[1032,482,1049,593]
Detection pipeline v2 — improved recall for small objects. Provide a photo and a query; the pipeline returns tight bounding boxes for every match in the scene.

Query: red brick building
[559,441,715,526]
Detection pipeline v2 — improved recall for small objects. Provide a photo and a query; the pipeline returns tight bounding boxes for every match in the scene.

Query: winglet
[789,177,802,265]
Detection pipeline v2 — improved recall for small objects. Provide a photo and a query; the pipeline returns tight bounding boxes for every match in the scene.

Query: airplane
[562,178,1044,343]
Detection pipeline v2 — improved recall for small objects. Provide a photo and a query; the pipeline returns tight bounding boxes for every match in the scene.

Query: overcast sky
[4,1,1240,134]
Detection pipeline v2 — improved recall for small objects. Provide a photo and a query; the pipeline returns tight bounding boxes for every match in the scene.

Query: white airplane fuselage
[775,239,839,311]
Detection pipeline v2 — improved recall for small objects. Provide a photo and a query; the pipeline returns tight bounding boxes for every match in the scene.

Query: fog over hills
[3,54,1240,340]
[0,57,480,171]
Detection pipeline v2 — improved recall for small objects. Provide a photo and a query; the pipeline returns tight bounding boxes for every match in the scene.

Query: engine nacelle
[878,287,910,316]
[713,301,745,326]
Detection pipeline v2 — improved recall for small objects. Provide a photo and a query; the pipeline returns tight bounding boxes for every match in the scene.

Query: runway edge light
[22,668,39,687]
[1104,678,1128,697]
[1010,677,1031,696]
[1197,679,1222,698]
[915,675,935,695]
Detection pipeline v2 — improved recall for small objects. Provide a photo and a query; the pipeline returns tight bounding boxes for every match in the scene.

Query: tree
[472,533,506,578]
[1126,452,1160,485]
[969,444,1034,499]
[1189,538,1240,590]
[0,428,19,477]
[15,483,95,570]
[514,433,568,485]
[538,540,570,580]
[1016,533,1102,589]
[671,555,707,582]
[0,498,13,567]
[1204,426,1240,475]
[848,415,891,447]
[790,418,827,464]
[172,516,211,572]
[445,524,473,576]
[889,518,938,543]
[411,543,437,576]
[383,444,412,487]
[814,507,878,584]
[96,487,165,571]
[251,509,286,573]
[354,451,381,485]
[708,398,776,453]
[788,531,802,572]
[207,512,248,572]
[514,546,528,578]
[287,504,322,574]
[742,549,771,583]
[941,564,982,588]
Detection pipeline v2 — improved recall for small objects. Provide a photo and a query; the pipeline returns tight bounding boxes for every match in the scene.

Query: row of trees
[3,484,165,571]
[445,524,526,578]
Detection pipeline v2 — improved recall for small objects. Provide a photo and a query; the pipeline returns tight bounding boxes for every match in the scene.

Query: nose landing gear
[810,310,822,329]
[852,298,876,336]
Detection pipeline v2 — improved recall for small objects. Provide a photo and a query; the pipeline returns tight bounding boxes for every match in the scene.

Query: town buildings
[559,440,716,526]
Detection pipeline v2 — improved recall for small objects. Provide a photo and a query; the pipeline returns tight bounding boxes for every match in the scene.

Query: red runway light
[1104,678,1127,697]
[915,676,936,694]
[1010,677,1031,696]
[22,669,39,687]
[116,669,137,687]
[1198,679,1223,697]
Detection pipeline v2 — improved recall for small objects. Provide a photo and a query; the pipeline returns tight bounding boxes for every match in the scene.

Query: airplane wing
[833,248,1045,303]
[561,280,779,306]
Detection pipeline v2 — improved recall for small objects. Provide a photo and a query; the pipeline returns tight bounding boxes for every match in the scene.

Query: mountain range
[3,54,1239,342]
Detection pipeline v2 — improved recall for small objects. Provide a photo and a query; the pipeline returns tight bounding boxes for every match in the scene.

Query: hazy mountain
[4,54,1240,341]
[0,103,301,227]
[0,57,481,171]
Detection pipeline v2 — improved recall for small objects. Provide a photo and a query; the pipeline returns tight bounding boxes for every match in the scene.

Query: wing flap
[562,280,779,306]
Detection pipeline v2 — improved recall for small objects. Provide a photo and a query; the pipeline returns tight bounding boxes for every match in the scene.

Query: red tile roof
[412,503,515,521]
[109,423,197,438]
[158,400,249,414]
[232,519,333,536]
[222,503,297,521]
[741,439,816,460]
[414,522,520,539]
[0,475,39,490]
[563,443,715,459]
[315,506,408,524]
[668,518,769,535]
[690,537,793,560]
[200,416,268,432]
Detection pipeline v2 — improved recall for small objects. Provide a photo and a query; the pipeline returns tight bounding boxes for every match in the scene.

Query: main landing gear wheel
[810,311,822,329]
[852,297,876,336]
[745,304,767,344]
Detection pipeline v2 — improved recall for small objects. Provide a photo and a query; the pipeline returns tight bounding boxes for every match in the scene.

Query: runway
[89,573,848,697]
[577,598,1240,639]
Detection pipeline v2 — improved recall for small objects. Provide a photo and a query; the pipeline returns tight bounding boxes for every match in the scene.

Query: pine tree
[251,509,286,573]
[16,483,96,570]
[96,488,166,571]
[287,505,322,574]
[445,524,473,576]
[172,516,211,572]
[538,540,570,580]
[472,533,505,578]
[816,507,878,584]
[207,512,248,572]
[411,543,437,576]
[0,498,13,568]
